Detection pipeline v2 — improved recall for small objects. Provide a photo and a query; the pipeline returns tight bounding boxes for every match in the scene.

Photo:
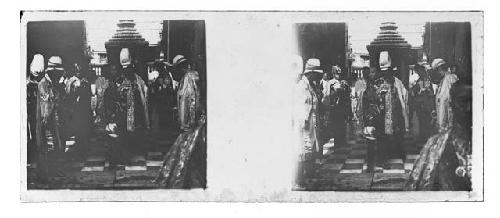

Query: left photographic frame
[22,12,207,191]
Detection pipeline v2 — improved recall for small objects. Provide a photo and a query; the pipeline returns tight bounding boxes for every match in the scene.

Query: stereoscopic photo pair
[20,11,483,202]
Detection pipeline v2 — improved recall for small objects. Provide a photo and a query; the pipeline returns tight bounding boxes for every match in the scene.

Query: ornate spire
[105,20,149,47]
[367,22,411,50]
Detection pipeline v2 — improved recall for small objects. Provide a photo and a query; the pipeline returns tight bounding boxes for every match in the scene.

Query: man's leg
[386,135,400,160]
[367,138,376,172]
[389,132,404,160]
[398,133,405,160]
[376,134,389,167]
[52,113,65,154]
[49,115,67,177]
[109,125,133,167]
[36,124,49,184]
[108,134,123,167]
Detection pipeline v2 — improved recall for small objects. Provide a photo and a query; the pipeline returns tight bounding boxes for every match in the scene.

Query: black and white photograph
[292,19,475,191]
[7,1,499,217]
[18,10,484,203]
[24,17,207,189]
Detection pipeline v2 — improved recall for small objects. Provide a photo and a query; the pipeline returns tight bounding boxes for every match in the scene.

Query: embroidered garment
[27,78,39,142]
[405,127,471,191]
[363,76,408,136]
[157,116,206,188]
[405,74,470,191]
[177,69,201,131]
[104,72,149,134]
[435,73,459,132]
[36,74,65,152]
[353,78,367,122]
[94,76,109,126]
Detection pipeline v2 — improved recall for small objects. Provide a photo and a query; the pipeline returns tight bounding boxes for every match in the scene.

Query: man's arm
[362,87,380,127]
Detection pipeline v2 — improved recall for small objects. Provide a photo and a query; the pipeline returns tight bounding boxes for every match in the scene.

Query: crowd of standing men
[27,48,205,187]
[292,57,352,187]
[293,51,472,191]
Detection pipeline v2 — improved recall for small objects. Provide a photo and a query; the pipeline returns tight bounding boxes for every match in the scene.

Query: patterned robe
[36,74,65,153]
[405,73,471,191]
[156,115,206,188]
[94,76,109,126]
[353,78,367,124]
[27,78,39,146]
[177,69,201,131]
[363,76,409,137]
[104,72,149,134]
[435,73,459,133]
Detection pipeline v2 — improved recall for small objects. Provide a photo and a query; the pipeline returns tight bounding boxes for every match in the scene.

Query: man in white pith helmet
[431,58,459,133]
[362,51,409,170]
[172,55,201,132]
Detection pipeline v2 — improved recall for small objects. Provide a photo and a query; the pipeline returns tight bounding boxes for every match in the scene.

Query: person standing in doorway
[319,69,335,144]
[173,55,201,132]
[156,55,206,188]
[104,48,150,166]
[410,64,435,142]
[63,63,92,155]
[292,57,322,189]
[353,67,369,125]
[323,66,351,148]
[35,56,66,183]
[27,54,45,165]
[432,59,459,134]
[149,61,176,132]
[405,58,471,191]
[362,52,409,169]
[93,65,111,128]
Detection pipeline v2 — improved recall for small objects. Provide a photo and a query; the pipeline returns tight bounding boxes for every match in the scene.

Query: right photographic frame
[291,13,481,193]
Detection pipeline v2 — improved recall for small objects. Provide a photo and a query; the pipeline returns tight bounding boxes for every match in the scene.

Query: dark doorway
[295,23,349,79]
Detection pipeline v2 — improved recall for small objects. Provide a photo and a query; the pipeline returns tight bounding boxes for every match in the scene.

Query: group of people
[293,51,472,191]
[27,55,92,181]
[27,48,206,188]
[292,57,352,187]
[404,58,472,191]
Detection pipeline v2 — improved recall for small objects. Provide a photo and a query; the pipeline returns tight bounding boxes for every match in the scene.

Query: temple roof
[367,22,411,51]
[105,20,149,48]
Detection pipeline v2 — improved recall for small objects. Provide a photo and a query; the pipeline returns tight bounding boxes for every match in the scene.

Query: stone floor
[302,123,424,191]
[28,122,424,190]
[27,129,182,189]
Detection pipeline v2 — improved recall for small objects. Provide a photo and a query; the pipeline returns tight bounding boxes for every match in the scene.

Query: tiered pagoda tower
[367,22,412,88]
[105,20,149,79]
